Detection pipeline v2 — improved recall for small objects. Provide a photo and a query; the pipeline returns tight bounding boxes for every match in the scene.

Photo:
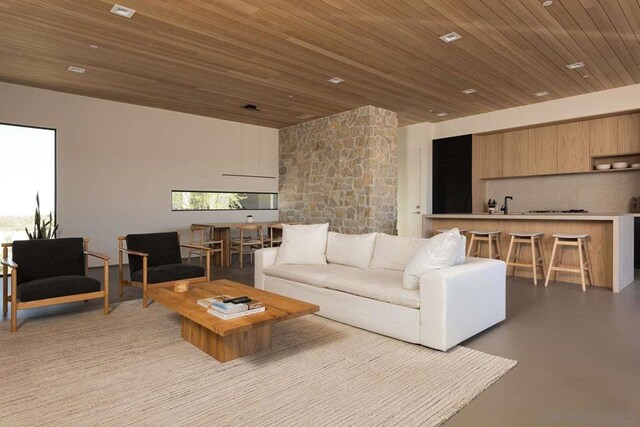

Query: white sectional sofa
[255,231,506,351]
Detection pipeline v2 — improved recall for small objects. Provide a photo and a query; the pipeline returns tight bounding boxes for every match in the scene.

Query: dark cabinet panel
[432,135,472,214]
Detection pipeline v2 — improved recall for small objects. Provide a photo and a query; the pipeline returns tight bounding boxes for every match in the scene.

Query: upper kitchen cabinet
[558,121,590,173]
[618,113,640,154]
[502,129,529,177]
[475,133,503,178]
[527,125,558,175]
[589,116,618,156]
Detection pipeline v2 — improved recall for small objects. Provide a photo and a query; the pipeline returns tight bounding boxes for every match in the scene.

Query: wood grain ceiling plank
[596,0,640,71]
[514,0,615,91]
[485,0,599,92]
[554,0,636,85]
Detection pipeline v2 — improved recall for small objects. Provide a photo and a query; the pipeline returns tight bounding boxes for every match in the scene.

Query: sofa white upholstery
[255,234,506,351]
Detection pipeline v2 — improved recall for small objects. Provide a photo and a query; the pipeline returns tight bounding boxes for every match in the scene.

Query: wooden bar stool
[544,234,594,292]
[504,232,546,285]
[467,231,502,260]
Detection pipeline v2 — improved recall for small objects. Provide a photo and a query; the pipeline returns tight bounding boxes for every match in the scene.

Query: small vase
[246,215,254,224]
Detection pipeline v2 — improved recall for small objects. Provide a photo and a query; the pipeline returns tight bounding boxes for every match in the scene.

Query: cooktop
[528,209,589,214]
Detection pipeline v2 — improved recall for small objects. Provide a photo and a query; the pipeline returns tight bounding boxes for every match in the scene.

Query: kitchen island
[423,213,636,293]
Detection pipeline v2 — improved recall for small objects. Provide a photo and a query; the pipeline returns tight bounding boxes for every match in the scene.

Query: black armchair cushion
[12,238,86,285]
[130,263,204,284]
[125,232,182,277]
[17,275,100,302]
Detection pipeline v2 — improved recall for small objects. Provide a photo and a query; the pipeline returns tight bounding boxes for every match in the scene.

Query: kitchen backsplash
[486,171,640,213]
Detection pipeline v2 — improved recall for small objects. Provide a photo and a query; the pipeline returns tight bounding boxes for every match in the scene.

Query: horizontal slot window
[171,191,278,211]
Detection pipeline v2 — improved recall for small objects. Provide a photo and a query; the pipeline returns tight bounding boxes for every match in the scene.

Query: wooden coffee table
[144,279,319,362]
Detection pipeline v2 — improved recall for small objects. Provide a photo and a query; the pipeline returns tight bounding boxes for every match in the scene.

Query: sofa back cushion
[369,233,428,271]
[12,238,86,284]
[402,228,466,290]
[326,232,377,269]
[275,223,329,265]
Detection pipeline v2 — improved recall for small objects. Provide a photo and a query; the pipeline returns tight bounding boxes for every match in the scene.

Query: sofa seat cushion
[322,269,420,309]
[131,263,204,284]
[263,264,362,288]
[17,275,101,302]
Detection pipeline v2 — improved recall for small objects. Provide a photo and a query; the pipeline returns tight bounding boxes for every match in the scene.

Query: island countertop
[423,213,636,293]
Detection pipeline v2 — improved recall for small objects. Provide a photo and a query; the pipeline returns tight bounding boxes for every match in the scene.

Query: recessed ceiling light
[542,0,553,6]
[462,88,477,94]
[288,95,294,98]
[435,112,448,117]
[67,66,86,74]
[89,44,99,49]
[566,62,585,69]
[110,4,136,18]
[439,32,462,43]
[583,74,590,78]
[328,77,344,84]
[535,91,550,97]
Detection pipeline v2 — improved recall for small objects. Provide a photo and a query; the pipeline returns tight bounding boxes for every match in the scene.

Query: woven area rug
[0,301,516,426]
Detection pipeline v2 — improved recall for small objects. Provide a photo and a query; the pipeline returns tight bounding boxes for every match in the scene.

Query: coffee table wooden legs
[181,316,272,362]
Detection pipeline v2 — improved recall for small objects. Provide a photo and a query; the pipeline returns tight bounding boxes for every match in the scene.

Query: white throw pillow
[369,234,428,271]
[326,232,377,269]
[275,223,329,265]
[402,228,465,290]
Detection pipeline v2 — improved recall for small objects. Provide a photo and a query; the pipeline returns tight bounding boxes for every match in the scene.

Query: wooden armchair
[2,238,109,332]
[118,231,213,307]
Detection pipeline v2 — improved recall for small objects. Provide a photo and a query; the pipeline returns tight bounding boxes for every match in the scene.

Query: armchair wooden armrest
[1,258,18,269]
[85,251,110,261]
[118,248,148,257]
[180,243,214,251]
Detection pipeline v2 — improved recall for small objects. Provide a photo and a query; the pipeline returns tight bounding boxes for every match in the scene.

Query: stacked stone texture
[279,106,398,235]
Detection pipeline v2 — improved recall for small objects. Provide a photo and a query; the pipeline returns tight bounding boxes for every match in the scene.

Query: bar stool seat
[505,232,546,285]
[545,234,594,291]
[467,231,502,260]
[437,228,467,234]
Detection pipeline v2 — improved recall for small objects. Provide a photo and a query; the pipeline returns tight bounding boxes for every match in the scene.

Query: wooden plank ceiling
[1,0,640,128]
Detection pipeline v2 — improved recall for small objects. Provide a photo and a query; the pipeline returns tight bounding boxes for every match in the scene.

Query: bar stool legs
[467,231,502,260]
[505,233,546,285]
[544,234,593,291]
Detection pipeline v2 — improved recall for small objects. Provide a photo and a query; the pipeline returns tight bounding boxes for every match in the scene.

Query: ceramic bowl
[631,163,640,169]
[595,164,611,170]
[612,162,629,169]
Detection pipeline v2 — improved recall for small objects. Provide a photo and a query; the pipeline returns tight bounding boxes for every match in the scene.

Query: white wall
[0,82,279,265]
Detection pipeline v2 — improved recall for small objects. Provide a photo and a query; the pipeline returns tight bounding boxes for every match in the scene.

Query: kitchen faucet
[501,196,513,215]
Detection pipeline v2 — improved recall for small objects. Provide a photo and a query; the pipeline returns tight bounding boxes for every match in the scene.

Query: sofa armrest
[419,257,506,351]
[254,247,279,290]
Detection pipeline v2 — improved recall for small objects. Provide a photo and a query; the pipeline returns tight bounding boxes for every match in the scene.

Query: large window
[0,123,56,244]
[171,191,278,211]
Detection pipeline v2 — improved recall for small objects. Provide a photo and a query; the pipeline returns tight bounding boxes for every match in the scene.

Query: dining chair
[229,224,264,268]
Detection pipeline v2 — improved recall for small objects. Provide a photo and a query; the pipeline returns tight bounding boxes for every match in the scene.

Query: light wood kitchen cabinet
[502,129,529,177]
[527,125,558,175]
[617,113,640,154]
[589,116,618,156]
[476,133,503,178]
[558,121,590,173]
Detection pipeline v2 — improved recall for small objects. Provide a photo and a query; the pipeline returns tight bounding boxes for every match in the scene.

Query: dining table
[191,221,299,267]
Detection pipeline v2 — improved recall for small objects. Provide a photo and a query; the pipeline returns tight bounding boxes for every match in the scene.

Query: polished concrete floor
[2,261,639,427]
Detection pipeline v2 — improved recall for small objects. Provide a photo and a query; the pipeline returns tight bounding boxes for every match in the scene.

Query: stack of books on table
[197,295,265,320]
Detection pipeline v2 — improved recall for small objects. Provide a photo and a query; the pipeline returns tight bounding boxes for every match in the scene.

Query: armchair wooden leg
[11,268,17,332]
[103,259,110,315]
[142,256,148,308]
[118,244,124,297]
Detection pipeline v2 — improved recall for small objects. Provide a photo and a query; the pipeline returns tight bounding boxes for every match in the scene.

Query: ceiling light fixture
[462,88,477,94]
[110,4,136,18]
[439,32,462,43]
[89,44,99,49]
[435,112,448,117]
[542,0,553,6]
[583,74,590,78]
[67,66,86,74]
[535,91,550,97]
[566,62,585,69]
[328,77,344,84]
